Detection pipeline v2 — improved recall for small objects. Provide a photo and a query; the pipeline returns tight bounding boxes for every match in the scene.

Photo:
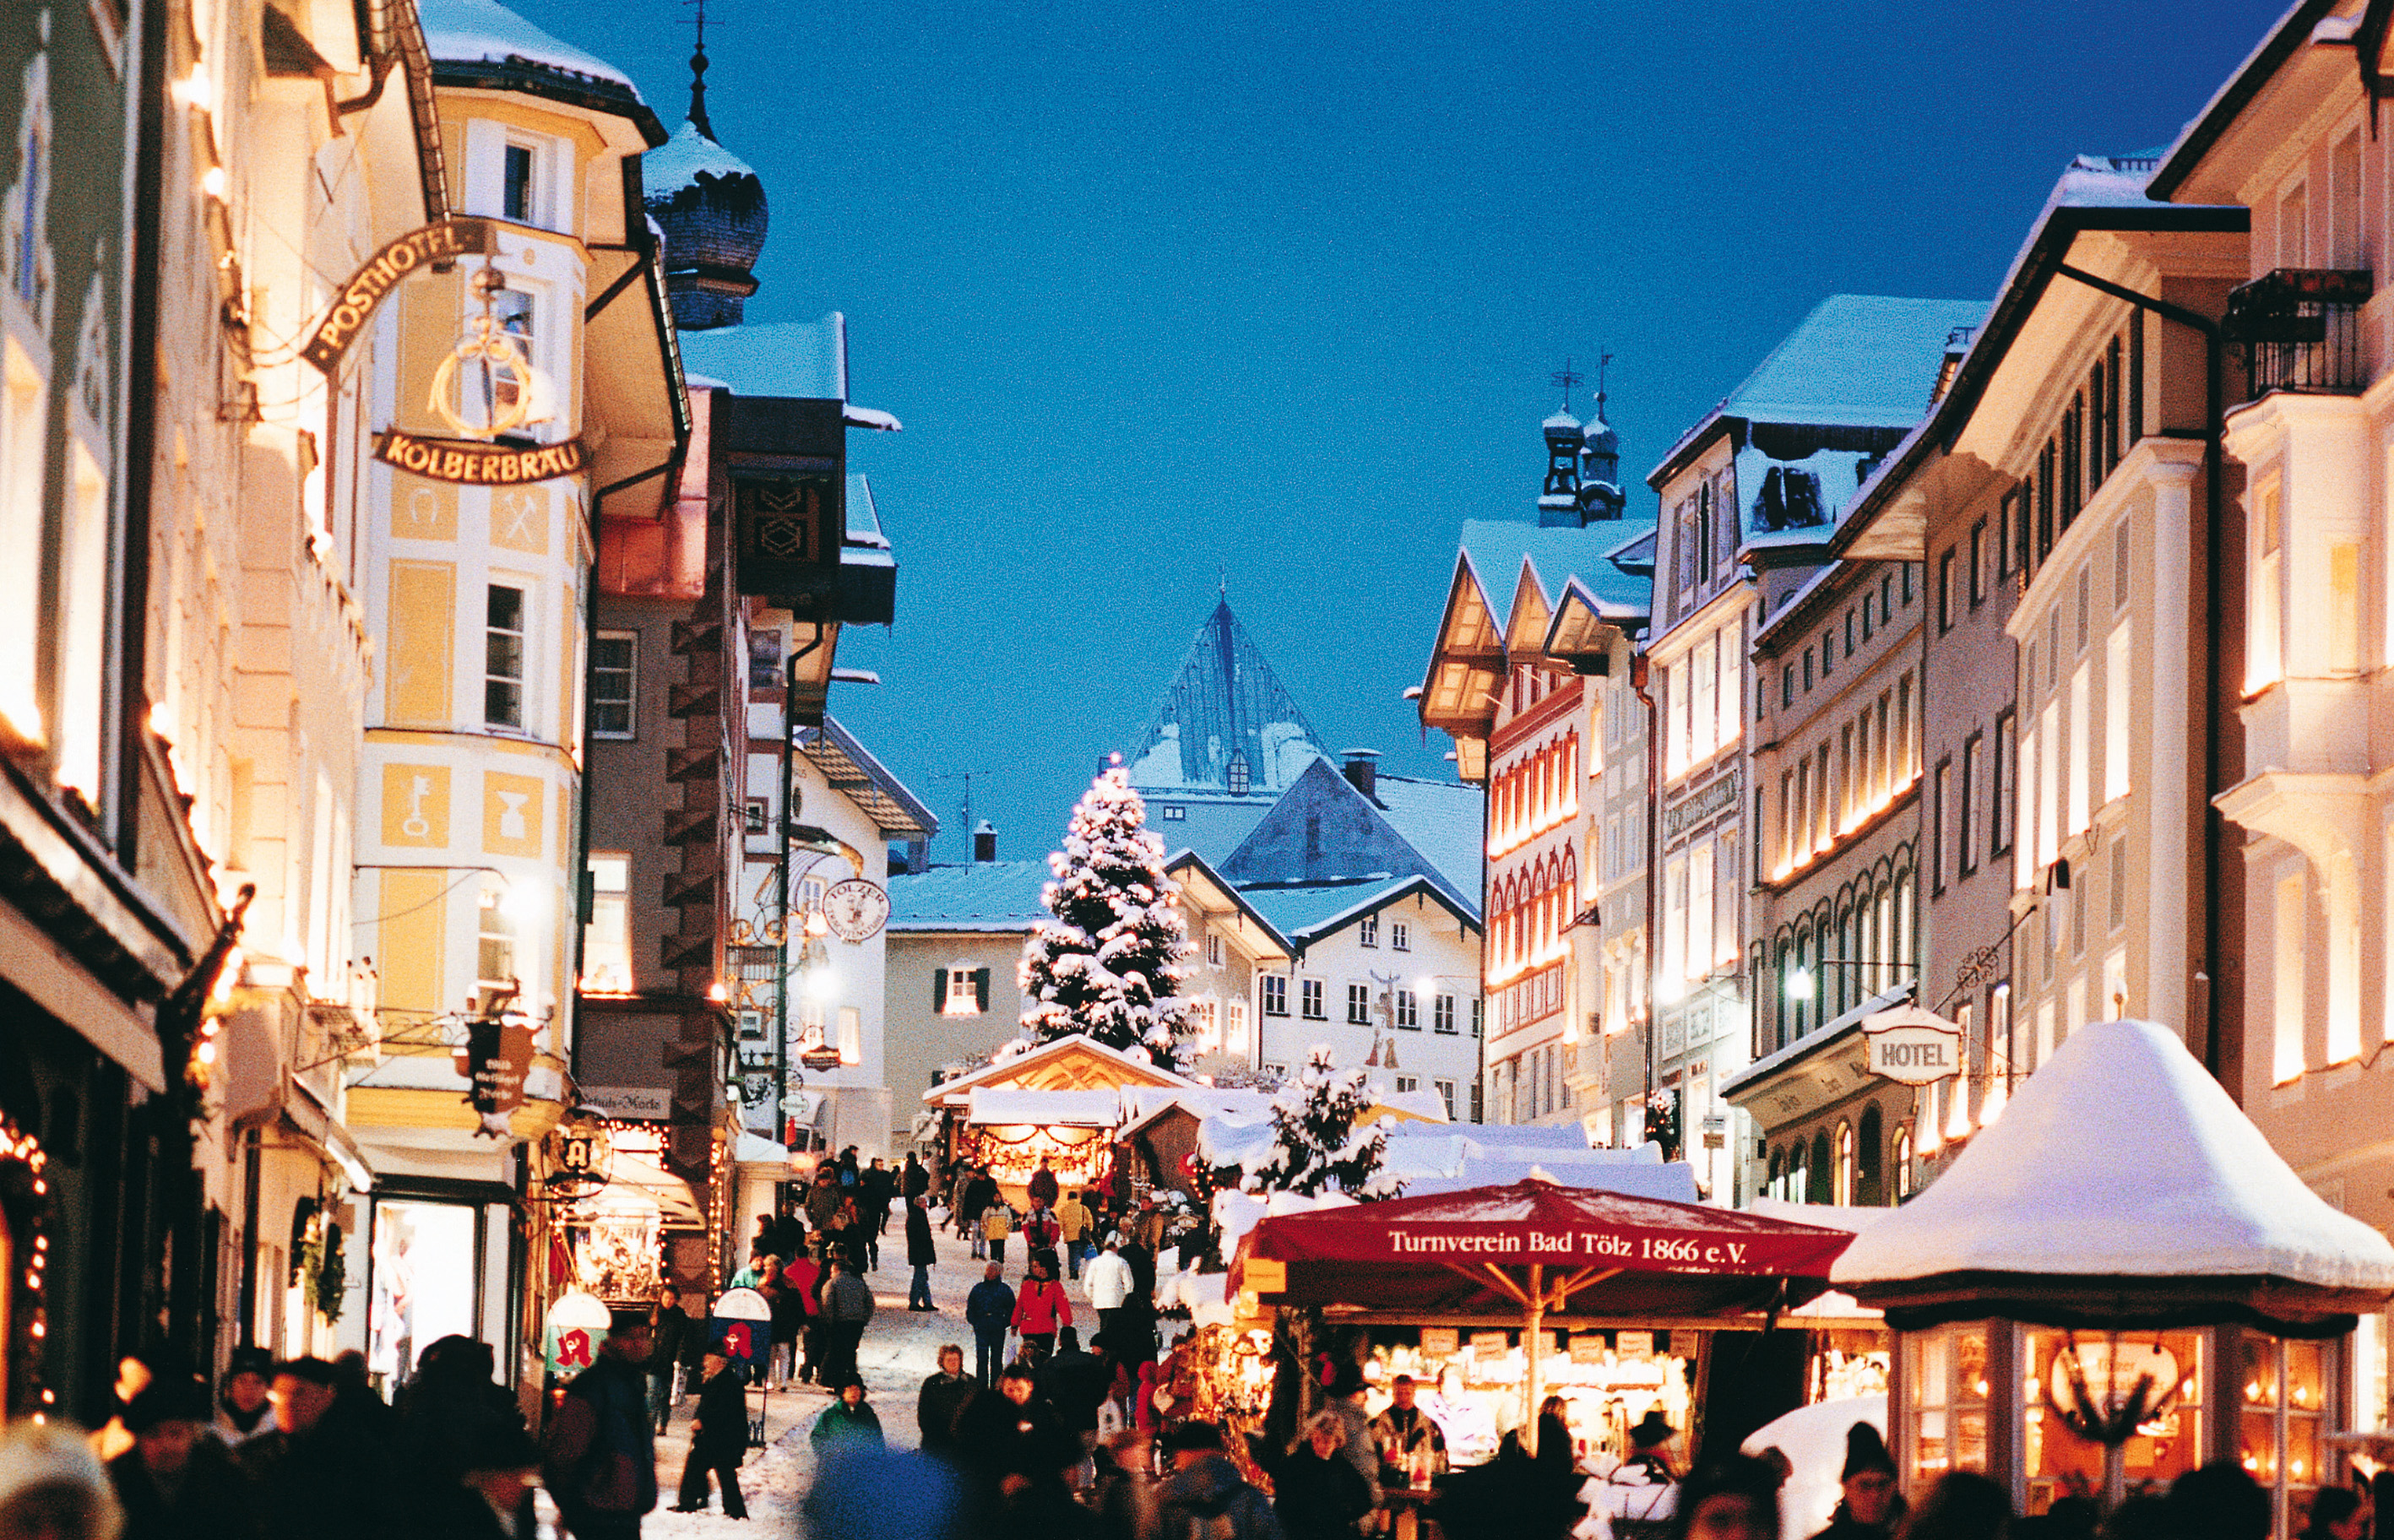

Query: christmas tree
[1228,1045,1404,1199]
[1018,765,1196,1067]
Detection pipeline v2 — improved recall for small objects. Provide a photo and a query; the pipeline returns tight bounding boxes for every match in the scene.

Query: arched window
[1835,1120,1854,1206]
[1807,1131,1832,1204]
[1767,1149,1784,1200]
[1894,1125,1914,1199]
[1836,904,1856,1015]
[1859,1104,1884,1202]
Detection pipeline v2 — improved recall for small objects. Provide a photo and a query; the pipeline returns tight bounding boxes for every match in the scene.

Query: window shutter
[933,969,948,1011]
[973,969,991,1011]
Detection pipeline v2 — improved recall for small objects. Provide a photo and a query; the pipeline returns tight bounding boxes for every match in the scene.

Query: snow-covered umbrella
[1230,1175,1853,1455]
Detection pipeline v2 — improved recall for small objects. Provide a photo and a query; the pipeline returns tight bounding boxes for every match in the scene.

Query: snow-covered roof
[676,315,846,402]
[645,116,757,192]
[1719,295,1987,430]
[417,0,638,90]
[1368,774,1485,905]
[1117,1087,1277,1141]
[795,717,936,839]
[1124,598,1330,798]
[887,860,1050,932]
[920,1033,1199,1104]
[1237,875,1468,943]
[1458,519,1654,633]
[965,1087,1125,1127]
[1373,1087,1451,1125]
[1832,1019,2394,1296]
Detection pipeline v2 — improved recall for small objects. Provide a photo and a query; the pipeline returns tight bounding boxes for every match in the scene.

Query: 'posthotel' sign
[1863,1005,1964,1086]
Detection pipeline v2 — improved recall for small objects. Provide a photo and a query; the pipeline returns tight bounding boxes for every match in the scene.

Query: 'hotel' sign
[1862,1005,1963,1085]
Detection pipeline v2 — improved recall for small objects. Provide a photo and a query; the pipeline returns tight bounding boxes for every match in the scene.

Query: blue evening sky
[539,0,2284,863]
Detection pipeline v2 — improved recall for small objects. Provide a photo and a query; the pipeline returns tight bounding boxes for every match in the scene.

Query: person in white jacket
[1082,1235,1135,1347]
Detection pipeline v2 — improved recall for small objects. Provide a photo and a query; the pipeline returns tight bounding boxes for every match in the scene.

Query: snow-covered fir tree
[1018,766,1195,1067]
[1229,1045,1404,1199]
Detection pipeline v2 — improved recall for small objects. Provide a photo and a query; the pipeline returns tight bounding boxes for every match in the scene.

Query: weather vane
[1595,350,1614,412]
[682,0,714,136]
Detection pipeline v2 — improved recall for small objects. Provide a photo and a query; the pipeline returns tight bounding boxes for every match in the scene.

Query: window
[1958,734,1982,878]
[1262,975,1289,1017]
[0,339,46,742]
[589,631,635,739]
[502,142,535,223]
[55,442,106,804]
[1820,627,1834,678]
[743,799,768,833]
[1359,915,1379,948]
[1395,1076,1418,1094]
[1937,549,1956,632]
[1930,759,1951,896]
[1434,994,1456,1033]
[1433,1078,1457,1119]
[1999,490,2018,581]
[476,882,517,993]
[1206,935,1224,968]
[1395,990,1420,1029]
[1159,805,1185,821]
[1471,997,1483,1038]
[1968,521,1987,607]
[1803,649,1814,691]
[942,968,989,1017]
[1226,1000,1248,1049]
[1346,984,1371,1025]
[485,584,526,728]
[1300,979,1325,1020]
[1226,756,1250,795]
[1782,664,1794,709]
[2250,478,2283,691]
[1861,596,1873,643]
[2106,626,2131,804]
[581,855,632,994]
[1391,921,1410,952]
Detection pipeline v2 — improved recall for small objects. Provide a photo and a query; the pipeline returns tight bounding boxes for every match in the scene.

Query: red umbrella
[1231,1177,1854,1455]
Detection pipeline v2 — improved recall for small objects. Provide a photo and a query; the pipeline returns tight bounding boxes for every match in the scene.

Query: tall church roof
[1124,599,1328,799]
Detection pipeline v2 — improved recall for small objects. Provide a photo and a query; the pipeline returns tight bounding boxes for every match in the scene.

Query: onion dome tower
[1577,363,1626,523]
[1537,361,1586,528]
[642,22,767,331]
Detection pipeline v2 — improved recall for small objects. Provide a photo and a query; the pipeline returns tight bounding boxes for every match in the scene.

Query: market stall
[1832,1018,2394,1532]
[921,1035,1202,1204]
[1231,1176,1854,1461]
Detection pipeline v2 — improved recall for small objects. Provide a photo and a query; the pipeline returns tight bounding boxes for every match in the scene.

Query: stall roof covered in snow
[1832,1019,2394,1329]
[887,860,1050,933]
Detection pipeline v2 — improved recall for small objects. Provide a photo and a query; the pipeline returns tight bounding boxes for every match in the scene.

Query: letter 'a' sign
[1863,1005,1964,1085]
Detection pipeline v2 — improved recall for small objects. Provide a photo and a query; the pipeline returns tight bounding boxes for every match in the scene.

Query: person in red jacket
[1010,1255,1073,1368]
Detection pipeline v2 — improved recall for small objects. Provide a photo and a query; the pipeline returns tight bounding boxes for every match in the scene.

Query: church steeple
[1578,353,1625,523]
[641,3,768,331]
[1538,361,1586,527]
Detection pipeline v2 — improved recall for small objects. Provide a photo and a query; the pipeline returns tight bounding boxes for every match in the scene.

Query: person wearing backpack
[1157,1420,1284,1540]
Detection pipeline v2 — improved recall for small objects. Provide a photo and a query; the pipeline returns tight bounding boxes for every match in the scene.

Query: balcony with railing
[2226,268,2374,400]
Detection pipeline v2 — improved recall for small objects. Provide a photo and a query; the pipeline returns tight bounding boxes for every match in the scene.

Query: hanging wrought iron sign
[302,219,496,373]
[542,1111,615,1202]
[373,428,589,485]
[821,877,890,942]
[1862,1005,1964,1086]
[370,258,586,483]
[457,1012,536,1138]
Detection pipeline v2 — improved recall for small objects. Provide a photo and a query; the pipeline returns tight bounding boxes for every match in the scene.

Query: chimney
[1341,749,1381,802]
[973,821,997,863]
[904,838,929,876]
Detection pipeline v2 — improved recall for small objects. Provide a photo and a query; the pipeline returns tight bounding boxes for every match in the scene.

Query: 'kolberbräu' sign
[374,429,588,485]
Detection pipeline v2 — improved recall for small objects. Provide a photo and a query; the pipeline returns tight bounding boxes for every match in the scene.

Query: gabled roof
[921,1033,1199,1105]
[418,0,665,144]
[795,718,937,839]
[1369,774,1485,904]
[1125,599,1329,798]
[1135,794,1278,867]
[1218,758,1477,917]
[1649,296,1987,490]
[1163,849,1295,964]
[1237,873,1480,952]
[887,859,1050,933]
[1420,518,1655,741]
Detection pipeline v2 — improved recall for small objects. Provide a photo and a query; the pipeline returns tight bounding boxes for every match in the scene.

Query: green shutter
[973,969,991,1012]
[933,968,947,1012]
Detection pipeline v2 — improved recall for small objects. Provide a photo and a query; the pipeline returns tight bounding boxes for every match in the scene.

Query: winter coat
[916,1370,979,1453]
[981,1207,1013,1242]
[1056,1196,1094,1242]
[823,1272,877,1325]
[540,1354,658,1520]
[1023,1210,1062,1251]
[1083,1249,1134,1310]
[688,1366,751,1465]
[1028,1165,1061,1207]
[811,1399,887,1453]
[1272,1449,1375,1540]
[1036,1344,1111,1434]
[907,1202,939,1266]
[238,1391,399,1540]
[1369,1404,1447,1484]
[954,1391,1078,1488]
[903,1158,931,1200]
[806,1179,844,1231]
[1156,1453,1285,1540]
[110,1440,259,1540]
[645,1304,693,1372]
[1330,1400,1381,1506]
[1011,1277,1073,1337]
[967,1277,1018,1336]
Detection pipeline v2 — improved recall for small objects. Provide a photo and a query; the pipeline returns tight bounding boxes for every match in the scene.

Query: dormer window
[1227,756,1250,795]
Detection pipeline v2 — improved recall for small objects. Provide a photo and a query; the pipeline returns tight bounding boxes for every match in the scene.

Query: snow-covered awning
[964,1088,1125,1128]
[1832,1018,2394,1334]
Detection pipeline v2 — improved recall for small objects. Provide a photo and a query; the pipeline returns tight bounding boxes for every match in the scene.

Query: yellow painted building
[339,0,682,1389]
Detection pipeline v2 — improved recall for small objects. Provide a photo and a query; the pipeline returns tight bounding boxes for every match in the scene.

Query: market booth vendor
[1231,1177,1858,1470]
[1832,1019,2394,1535]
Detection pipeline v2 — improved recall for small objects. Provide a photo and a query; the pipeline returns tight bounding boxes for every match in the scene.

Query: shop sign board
[584,1086,668,1119]
[374,429,589,485]
[708,1286,774,1369]
[1469,1331,1509,1353]
[1568,1334,1606,1364]
[1420,1328,1459,1357]
[1863,1006,1963,1086]
[545,1289,612,1380]
[457,1018,534,1138]
[1616,1330,1655,1358]
[1242,1258,1286,1293]
[303,219,497,372]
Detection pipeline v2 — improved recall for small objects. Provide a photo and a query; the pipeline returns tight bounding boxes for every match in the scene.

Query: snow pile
[1833,1018,2394,1289]
[644,116,758,192]
[1175,1185,1360,1326]
[1018,767,1197,1068]
[1740,1395,1888,1537]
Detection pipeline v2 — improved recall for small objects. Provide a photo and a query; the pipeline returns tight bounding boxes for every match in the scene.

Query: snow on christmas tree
[1229,1045,1404,1199]
[1018,763,1196,1068]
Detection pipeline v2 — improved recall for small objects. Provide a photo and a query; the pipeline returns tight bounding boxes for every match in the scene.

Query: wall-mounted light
[1783,968,1816,1001]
